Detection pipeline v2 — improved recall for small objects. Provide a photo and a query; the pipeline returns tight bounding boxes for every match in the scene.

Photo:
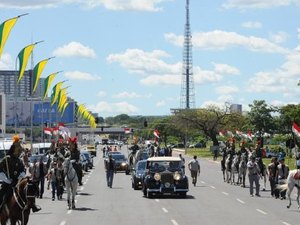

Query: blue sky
[1,0,300,118]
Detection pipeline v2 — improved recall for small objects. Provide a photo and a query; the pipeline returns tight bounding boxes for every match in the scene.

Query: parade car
[107,153,130,175]
[142,157,188,198]
[131,160,147,190]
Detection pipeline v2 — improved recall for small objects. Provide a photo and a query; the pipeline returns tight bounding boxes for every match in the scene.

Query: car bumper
[147,187,189,193]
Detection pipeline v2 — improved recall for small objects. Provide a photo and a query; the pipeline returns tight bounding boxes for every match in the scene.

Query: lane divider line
[171,219,179,225]
[222,192,229,196]
[162,207,168,213]
[236,198,245,204]
[256,209,267,215]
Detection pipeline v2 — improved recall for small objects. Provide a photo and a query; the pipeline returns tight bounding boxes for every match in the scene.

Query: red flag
[44,127,52,136]
[153,129,160,139]
[58,122,65,127]
[52,126,59,136]
[124,128,131,134]
[292,122,300,138]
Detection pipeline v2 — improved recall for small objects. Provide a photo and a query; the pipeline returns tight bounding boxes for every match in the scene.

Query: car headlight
[121,162,126,166]
[154,173,161,181]
[173,172,181,181]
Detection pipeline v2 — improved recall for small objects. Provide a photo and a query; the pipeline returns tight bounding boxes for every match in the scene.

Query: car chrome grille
[161,173,173,184]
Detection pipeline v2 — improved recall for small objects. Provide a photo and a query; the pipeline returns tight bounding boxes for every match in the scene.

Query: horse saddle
[293,171,300,180]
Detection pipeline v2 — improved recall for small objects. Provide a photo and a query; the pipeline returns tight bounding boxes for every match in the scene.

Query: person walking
[247,156,261,197]
[267,157,278,197]
[105,155,116,188]
[188,155,200,186]
[276,158,289,200]
[179,154,185,174]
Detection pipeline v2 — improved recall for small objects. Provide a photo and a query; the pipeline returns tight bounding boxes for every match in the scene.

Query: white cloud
[156,100,166,107]
[247,49,300,97]
[165,31,289,54]
[89,101,139,115]
[222,0,293,9]
[212,63,240,75]
[215,85,239,95]
[64,71,101,80]
[269,31,289,44]
[0,53,13,70]
[140,74,180,86]
[53,42,96,58]
[241,21,262,29]
[97,91,106,97]
[0,0,171,11]
[112,91,141,98]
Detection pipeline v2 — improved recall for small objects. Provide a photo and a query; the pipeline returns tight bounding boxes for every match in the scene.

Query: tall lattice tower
[180,0,195,109]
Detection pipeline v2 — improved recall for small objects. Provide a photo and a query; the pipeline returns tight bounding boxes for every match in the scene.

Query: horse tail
[276,183,288,192]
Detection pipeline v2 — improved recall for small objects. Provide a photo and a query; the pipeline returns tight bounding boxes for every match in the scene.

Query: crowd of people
[0,135,85,216]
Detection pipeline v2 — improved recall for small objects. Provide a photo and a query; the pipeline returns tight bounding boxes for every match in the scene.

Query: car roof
[147,156,181,162]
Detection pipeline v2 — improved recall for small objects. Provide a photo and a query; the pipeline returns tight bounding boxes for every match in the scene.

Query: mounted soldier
[0,135,41,212]
[68,137,83,186]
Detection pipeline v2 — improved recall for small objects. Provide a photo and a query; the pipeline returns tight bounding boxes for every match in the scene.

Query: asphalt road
[27,145,299,225]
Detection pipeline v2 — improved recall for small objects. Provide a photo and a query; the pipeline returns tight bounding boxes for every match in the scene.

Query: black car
[108,153,130,175]
[81,150,94,169]
[131,160,147,190]
[142,157,188,198]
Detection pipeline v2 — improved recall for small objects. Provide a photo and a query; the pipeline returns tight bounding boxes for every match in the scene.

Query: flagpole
[14,56,18,134]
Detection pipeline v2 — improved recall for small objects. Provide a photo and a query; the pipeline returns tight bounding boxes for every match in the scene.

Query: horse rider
[0,136,41,212]
[69,137,83,186]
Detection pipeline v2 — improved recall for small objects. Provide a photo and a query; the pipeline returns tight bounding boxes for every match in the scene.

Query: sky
[1,0,300,118]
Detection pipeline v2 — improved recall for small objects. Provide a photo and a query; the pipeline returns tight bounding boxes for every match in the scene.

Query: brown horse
[0,178,38,225]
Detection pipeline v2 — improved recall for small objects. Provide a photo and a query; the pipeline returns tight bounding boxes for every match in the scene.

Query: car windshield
[149,161,181,172]
[111,154,126,160]
[136,161,146,170]
[83,153,91,159]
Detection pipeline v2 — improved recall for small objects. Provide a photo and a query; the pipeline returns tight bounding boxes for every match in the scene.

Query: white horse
[230,154,240,185]
[238,153,247,187]
[63,158,78,209]
[277,169,300,210]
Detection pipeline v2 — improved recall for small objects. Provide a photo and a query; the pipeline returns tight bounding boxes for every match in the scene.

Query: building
[230,104,242,114]
[0,70,44,98]
[0,93,5,133]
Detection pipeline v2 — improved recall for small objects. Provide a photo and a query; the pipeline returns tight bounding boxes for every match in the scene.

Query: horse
[225,154,233,183]
[276,169,300,210]
[230,154,240,185]
[238,153,247,187]
[0,178,38,225]
[256,158,267,191]
[63,158,78,210]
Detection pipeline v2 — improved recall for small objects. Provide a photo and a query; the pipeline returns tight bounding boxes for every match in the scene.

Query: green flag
[0,14,28,59]
[17,43,35,83]
[51,81,64,106]
[43,72,61,99]
[32,57,53,93]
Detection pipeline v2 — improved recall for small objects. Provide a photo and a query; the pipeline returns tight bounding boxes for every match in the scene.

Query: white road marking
[171,219,179,225]
[60,221,66,225]
[200,181,206,184]
[162,207,168,213]
[256,209,267,215]
[155,199,160,202]
[210,185,216,189]
[67,210,72,214]
[79,186,84,191]
[236,198,245,204]
[281,221,291,225]
[222,192,229,196]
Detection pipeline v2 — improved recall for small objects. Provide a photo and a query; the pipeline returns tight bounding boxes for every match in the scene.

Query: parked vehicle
[131,160,147,190]
[142,156,188,198]
[80,152,89,172]
[105,153,130,175]
[32,142,52,155]
[81,150,93,169]
[86,144,97,157]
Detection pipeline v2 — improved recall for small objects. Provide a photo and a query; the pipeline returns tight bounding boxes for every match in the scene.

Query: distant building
[0,70,44,98]
[0,93,5,133]
[230,104,242,114]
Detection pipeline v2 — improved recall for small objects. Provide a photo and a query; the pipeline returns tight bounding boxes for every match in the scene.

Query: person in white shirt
[188,155,200,186]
